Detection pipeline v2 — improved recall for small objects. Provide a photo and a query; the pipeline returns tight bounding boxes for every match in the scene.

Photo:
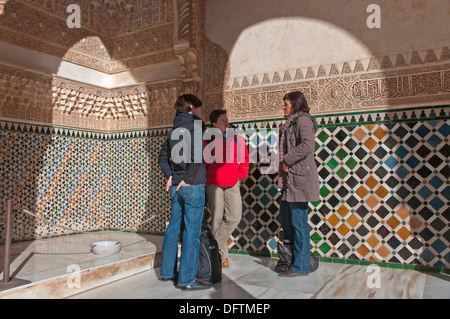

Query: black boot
[274,240,293,273]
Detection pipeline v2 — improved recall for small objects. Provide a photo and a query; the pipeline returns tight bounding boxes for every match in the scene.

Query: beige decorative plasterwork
[203,45,450,122]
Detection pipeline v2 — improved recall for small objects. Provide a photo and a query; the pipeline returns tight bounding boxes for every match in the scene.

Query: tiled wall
[0,105,449,269]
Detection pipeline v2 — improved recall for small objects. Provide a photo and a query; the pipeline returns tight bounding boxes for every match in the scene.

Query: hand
[282,162,289,173]
[166,176,172,192]
[176,180,191,191]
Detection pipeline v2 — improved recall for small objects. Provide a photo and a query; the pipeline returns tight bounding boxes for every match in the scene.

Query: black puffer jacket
[158,111,207,185]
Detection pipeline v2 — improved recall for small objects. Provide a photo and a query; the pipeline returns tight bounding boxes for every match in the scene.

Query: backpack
[197,229,222,284]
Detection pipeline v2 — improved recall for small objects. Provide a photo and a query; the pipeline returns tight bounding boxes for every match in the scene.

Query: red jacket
[204,134,249,187]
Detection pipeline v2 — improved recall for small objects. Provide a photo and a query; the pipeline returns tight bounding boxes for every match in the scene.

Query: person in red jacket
[204,110,249,268]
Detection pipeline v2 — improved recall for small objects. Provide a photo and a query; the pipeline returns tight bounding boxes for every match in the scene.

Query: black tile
[347,234,360,246]
[355,147,368,160]
[438,144,450,158]
[408,237,423,250]
[405,175,421,189]
[387,236,401,249]
[364,157,378,169]
[328,233,341,245]
[397,186,410,199]
[327,195,340,207]
[335,130,348,142]
[326,140,339,152]
[337,242,350,255]
[346,176,359,189]
[310,213,322,226]
[385,196,400,209]
[356,205,370,218]
[398,247,413,260]
[394,126,409,139]
[376,206,390,219]
[418,206,434,221]
[428,155,443,168]
[344,139,358,151]
[347,195,359,208]
[337,185,349,198]
[377,225,390,238]
[318,149,330,161]
[319,223,331,236]
[356,224,370,236]
[374,146,388,159]
[327,176,339,189]
[384,136,398,149]
[375,166,388,179]
[416,145,431,158]
[405,135,420,148]
[407,196,422,210]
[385,176,400,188]
[430,218,446,232]
[418,227,434,242]
[355,167,368,179]
[367,216,379,228]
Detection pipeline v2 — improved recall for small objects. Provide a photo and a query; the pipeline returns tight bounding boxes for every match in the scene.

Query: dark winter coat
[158,111,207,186]
[278,112,320,203]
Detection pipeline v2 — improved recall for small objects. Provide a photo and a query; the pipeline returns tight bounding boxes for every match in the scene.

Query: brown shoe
[278,269,307,277]
[222,258,230,268]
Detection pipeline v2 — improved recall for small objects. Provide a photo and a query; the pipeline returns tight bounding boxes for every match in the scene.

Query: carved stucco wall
[0,0,204,131]
[203,0,450,122]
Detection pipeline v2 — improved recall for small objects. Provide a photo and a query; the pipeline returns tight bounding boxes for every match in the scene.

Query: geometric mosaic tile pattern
[229,107,449,269]
[0,105,449,270]
[0,124,171,241]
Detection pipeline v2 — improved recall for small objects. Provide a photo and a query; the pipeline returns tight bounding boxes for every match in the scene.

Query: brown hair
[174,94,202,112]
[209,109,227,124]
[283,91,310,114]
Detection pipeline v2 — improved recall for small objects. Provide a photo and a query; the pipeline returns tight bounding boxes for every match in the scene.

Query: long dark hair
[283,91,310,114]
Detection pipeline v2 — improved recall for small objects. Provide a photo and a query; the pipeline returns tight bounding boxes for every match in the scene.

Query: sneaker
[180,278,212,291]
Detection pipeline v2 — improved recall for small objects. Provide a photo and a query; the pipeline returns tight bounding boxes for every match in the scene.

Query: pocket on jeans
[179,185,196,201]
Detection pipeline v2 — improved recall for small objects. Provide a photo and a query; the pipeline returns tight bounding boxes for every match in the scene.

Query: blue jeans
[278,194,310,274]
[160,184,205,286]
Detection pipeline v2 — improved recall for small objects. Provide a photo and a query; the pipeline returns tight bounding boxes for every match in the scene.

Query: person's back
[158,94,211,290]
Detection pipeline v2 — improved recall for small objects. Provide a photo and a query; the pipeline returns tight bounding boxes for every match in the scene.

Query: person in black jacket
[158,94,210,290]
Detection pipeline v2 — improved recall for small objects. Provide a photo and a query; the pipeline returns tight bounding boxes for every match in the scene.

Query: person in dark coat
[158,94,211,290]
[276,91,320,277]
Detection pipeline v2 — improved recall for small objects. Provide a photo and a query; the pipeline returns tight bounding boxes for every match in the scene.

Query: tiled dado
[0,105,449,270]
[0,121,172,241]
[230,105,449,270]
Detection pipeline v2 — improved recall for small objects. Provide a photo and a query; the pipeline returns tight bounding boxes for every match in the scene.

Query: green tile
[319,242,331,254]
[315,141,320,151]
[311,200,321,207]
[311,232,322,243]
[336,167,349,179]
[319,257,332,263]
[320,186,331,197]
[335,149,348,160]
[345,259,360,265]
[388,263,403,269]
[317,130,329,143]
[327,158,339,170]
[345,157,358,170]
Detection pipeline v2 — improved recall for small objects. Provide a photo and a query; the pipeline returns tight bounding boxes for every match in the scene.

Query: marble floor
[71,233,449,300]
[69,252,450,299]
[1,231,449,299]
